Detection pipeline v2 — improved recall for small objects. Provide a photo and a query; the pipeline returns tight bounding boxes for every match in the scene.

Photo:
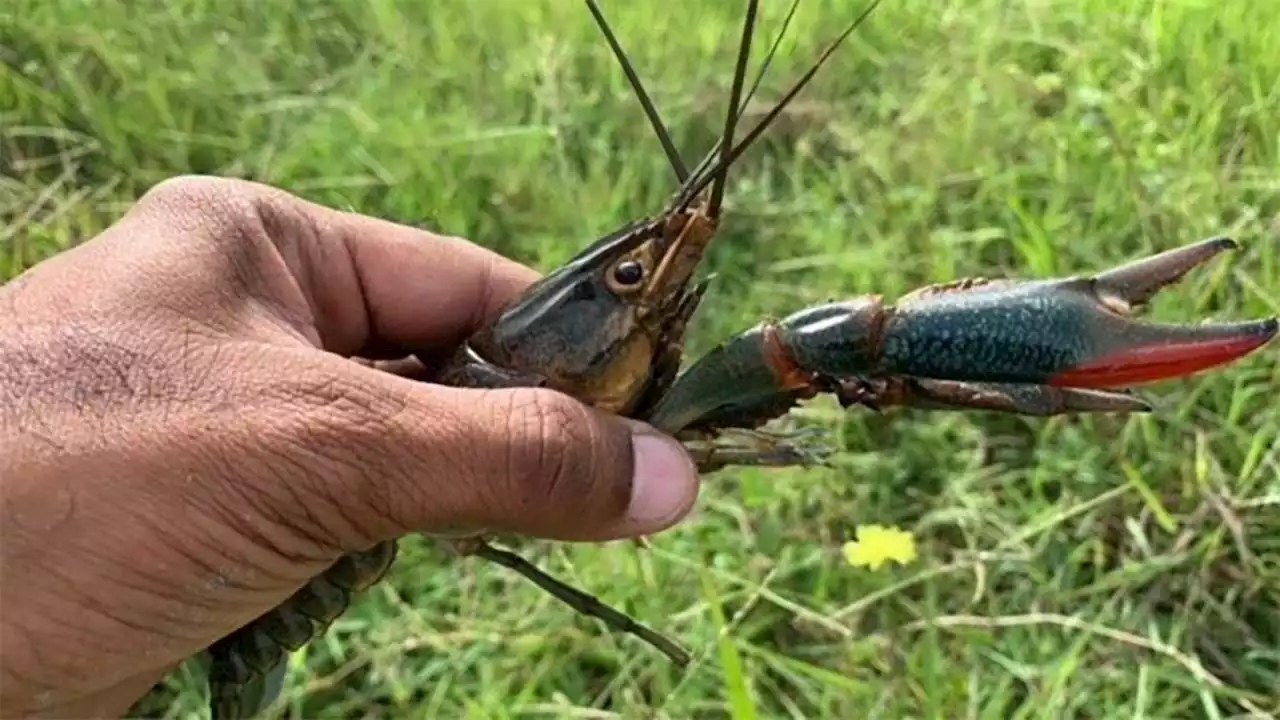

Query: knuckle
[288,368,408,461]
[136,175,243,220]
[133,176,264,259]
[135,175,297,247]
[135,177,316,329]
[142,174,230,199]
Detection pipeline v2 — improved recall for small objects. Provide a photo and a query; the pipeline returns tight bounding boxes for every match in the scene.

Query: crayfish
[200,1,1279,717]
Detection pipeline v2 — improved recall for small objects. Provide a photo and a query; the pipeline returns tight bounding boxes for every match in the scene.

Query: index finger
[139,177,543,359]
[318,204,542,358]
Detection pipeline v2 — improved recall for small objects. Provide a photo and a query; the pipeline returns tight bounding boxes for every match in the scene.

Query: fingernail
[627,427,698,528]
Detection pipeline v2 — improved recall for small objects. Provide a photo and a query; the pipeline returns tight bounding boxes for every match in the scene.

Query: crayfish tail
[208,658,288,720]
[202,542,400,720]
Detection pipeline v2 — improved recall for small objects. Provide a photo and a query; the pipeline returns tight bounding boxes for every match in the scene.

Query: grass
[3,0,1279,716]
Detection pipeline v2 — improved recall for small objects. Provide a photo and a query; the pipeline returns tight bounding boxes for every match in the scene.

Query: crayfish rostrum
[200,0,1279,716]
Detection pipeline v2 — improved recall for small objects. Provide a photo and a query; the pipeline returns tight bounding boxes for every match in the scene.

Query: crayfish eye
[611,260,645,288]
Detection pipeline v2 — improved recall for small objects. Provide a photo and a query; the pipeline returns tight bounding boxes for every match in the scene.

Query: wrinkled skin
[0,176,700,718]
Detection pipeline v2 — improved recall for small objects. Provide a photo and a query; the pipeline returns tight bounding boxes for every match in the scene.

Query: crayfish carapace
[201,1,1277,716]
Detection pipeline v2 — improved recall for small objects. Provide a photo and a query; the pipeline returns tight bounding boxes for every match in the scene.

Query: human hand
[0,176,700,717]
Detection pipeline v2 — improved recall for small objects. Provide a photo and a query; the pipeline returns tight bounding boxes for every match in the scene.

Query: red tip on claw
[1048,317,1278,389]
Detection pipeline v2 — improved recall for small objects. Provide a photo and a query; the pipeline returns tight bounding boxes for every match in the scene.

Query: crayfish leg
[470,541,691,665]
[681,426,833,474]
[836,376,1153,416]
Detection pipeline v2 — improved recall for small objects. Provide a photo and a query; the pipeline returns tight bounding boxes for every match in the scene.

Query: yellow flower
[842,524,918,570]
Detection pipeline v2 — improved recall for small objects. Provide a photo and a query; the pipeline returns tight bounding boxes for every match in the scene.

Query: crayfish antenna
[706,0,759,218]
[681,0,885,205]
[675,0,803,210]
[585,0,689,182]
[589,0,805,213]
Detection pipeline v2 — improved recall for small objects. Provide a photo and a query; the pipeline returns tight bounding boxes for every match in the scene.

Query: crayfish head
[468,205,717,415]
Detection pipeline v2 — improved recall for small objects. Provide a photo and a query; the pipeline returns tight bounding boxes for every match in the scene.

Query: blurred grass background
[3,0,1278,717]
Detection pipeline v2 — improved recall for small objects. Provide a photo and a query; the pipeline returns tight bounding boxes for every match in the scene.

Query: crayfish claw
[877,236,1277,390]
[1047,235,1277,387]
[1091,235,1237,312]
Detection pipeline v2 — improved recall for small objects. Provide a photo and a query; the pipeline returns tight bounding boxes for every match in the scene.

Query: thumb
[260,354,701,546]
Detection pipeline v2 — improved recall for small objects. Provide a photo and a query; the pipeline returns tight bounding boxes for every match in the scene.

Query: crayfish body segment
[205,542,398,719]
